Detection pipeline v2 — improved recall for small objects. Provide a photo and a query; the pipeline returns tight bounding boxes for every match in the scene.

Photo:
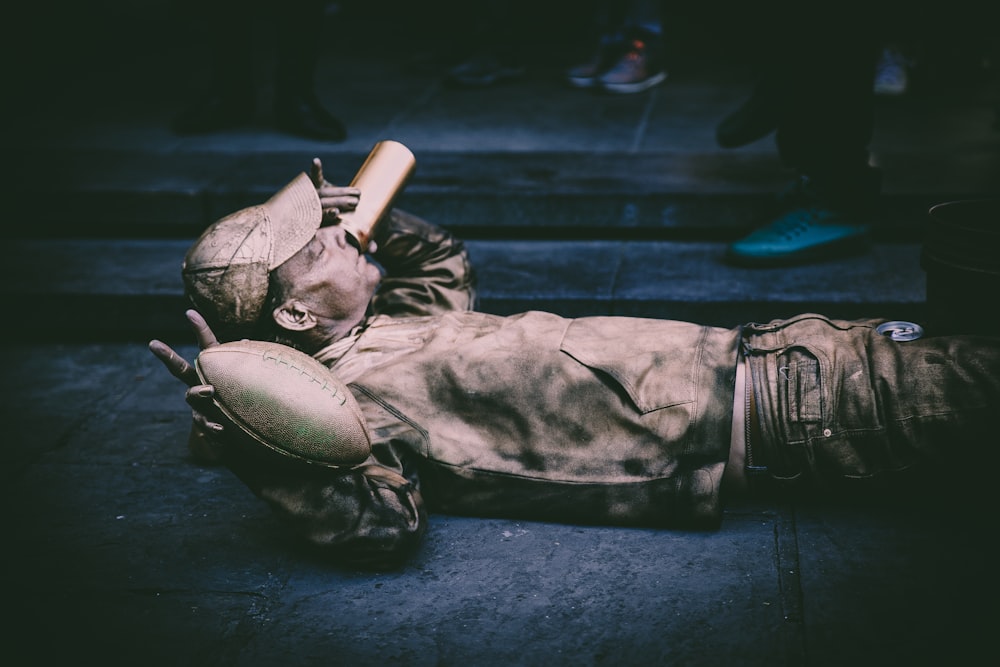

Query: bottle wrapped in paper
[338,140,416,247]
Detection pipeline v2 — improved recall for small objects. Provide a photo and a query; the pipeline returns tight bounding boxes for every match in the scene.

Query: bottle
[337,140,416,248]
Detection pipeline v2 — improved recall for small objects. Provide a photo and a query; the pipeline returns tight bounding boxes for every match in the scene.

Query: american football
[195,340,372,467]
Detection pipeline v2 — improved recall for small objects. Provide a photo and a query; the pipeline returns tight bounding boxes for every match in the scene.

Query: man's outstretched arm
[149,310,428,567]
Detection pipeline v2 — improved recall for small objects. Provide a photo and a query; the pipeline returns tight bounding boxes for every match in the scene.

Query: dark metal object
[920,199,1000,337]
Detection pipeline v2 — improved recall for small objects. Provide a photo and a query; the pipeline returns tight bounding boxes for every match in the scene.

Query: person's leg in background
[273,0,347,141]
[171,0,256,134]
[565,0,628,89]
[567,0,668,94]
[172,0,345,141]
[723,5,882,266]
[445,0,527,88]
[595,0,668,94]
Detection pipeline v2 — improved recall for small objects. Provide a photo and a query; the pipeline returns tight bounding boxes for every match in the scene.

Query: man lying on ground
[150,157,1000,568]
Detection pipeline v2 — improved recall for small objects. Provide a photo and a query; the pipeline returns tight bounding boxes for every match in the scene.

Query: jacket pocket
[559,317,704,414]
[779,348,824,424]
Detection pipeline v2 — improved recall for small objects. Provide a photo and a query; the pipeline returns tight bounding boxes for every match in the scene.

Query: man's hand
[148,309,227,437]
[310,157,361,225]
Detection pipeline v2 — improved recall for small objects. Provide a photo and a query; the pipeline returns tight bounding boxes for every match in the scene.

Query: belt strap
[742,356,768,475]
[730,356,747,456]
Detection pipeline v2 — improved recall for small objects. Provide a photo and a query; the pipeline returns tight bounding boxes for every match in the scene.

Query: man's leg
[171,0,256,134]
[742,314,1000,498]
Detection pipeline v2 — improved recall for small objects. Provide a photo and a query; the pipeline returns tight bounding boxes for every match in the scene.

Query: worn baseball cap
[182,172,322,341]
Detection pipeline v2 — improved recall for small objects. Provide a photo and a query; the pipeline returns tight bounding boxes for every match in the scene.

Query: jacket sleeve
[370,208,477,317]
[223,448,427,570]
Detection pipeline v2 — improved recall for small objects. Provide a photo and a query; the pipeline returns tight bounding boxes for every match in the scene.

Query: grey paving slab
[3,343,989,665]
[394,79,656,153]
[242,515,792,667]
[9,150,787,233]
[4,240,927,302]
[7,343,794,665]
[2,238,930,341]
[792,502,998,666]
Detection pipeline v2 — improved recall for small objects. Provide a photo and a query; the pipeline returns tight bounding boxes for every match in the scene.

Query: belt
[731,356,747,456]
[731,355,767,478]
[726,357,749,492]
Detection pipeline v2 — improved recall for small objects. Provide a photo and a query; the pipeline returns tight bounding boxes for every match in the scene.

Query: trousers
[742,314,1000,494]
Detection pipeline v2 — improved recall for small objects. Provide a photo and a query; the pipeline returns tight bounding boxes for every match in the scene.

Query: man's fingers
[186,310,220,350]
[316,185,361,197]
[186,384,226,433]
[186,383,215,404]
[319,195,360,210]
[146,311,218,385]
[148,339,199,386]
[193,413,226,434]
[310,157,324,187]
[321,207,341,225]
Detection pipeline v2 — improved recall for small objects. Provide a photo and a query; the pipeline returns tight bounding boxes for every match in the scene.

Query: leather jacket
[230,210,742,567]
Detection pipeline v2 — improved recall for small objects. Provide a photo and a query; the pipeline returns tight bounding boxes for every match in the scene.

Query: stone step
[5,150,974,241]
[3,237,927,343]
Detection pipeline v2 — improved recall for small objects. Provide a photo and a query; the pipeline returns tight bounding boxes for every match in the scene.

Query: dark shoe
[275,96,347,142]
[726,173,878,266]
[726,206,872,266]
[873,46,910,96]
[715,86,777,148]
[172,92,254,134]
[566,34,626,88]
[447,54,525,87]
[597,31,667,94]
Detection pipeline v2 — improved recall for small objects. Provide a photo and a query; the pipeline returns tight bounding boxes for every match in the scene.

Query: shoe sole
[724,234,871,268]
[448,67,526,88]
[599,71,667,94]
[715,121,777,148]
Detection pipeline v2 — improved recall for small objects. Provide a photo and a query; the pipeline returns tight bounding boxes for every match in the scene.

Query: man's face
[271,224,382,328]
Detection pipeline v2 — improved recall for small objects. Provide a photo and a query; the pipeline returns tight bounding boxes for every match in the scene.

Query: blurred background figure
[565,0,667,94]
[445,0,527,88]
[873,44,912,96]
[171,0,347,141]
[716,4,882,266]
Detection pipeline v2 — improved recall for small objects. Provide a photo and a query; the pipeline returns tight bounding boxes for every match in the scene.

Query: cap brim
[266,172,323,269]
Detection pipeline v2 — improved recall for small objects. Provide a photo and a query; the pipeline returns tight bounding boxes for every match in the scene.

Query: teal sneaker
[726,206,871,266]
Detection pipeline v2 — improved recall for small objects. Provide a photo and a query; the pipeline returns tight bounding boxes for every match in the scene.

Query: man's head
[182,173,381,347]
